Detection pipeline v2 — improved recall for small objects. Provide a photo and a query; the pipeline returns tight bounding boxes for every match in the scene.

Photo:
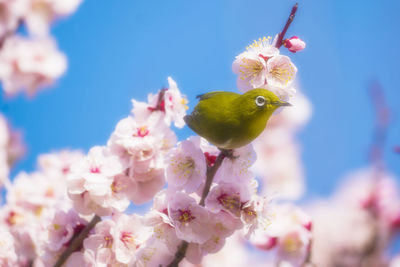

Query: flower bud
[284,36,306,53]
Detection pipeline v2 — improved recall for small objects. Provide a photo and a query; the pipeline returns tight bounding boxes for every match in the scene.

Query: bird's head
[237,88,291,119]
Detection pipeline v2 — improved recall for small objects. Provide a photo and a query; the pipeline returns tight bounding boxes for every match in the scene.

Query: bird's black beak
[272,101,292,107]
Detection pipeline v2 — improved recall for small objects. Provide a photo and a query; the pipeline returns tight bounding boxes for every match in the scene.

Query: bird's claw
[219,149,238,159]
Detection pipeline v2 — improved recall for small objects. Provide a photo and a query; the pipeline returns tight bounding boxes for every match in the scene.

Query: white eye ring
[255,96,266,107]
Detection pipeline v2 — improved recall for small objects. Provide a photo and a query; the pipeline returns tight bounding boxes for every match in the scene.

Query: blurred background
[1,0,399,199]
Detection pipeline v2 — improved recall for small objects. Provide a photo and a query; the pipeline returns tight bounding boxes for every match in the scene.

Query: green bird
[184,89,291,150]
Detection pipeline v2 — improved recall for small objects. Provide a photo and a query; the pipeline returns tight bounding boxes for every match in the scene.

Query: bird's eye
[255,96,266,107]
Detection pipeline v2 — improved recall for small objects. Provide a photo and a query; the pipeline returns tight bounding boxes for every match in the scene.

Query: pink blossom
[37,149,84,177]
[390,255,400,267]
[164,77,189,128]
[215,144,256,183]
[131,77,188,128]
[0,36,67,97]
[189,211,243,260]
[83,219,115,266]
[112,214,148,264]
[253,131,305,200]
[67,146,125,216]
[166,138,207,193]
[308,200,378,267]
[6,171,70,218]
[193,234,249,267]
[206,182,251,217]
[108,115,176,173]
[250,204,312,266]
[168,192,212,244]
[84,214,148,265]
[241,196,274,238]
[284,36,306,53]
[275,226,311,266]
[232,51,268,92]
[266,55,297,89]
[0,225,17,266]
[24,0,83,36]
[0,0,28,40]
[232,37,280,92]
[46,209,87,252]
[129,169,166,205]
[134,237,175,267]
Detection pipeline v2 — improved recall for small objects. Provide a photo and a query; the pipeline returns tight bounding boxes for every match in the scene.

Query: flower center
[90,167,100,173]
[104,235,113,248]
[172,156,195,179]
[178,209,195,224]
[111,180,126,193]
[239,58,264,80]
[217,193,242,217]
[270,65,294,85]
[137,126,149,137]
[283,235,302,252]
[121,232,135,246]
[241,207,257,223]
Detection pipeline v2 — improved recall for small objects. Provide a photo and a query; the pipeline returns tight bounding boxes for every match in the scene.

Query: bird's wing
[196,91,237,101]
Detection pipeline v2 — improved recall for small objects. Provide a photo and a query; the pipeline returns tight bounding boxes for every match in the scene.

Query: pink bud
[303,221,312,231]
[284,36,306,53]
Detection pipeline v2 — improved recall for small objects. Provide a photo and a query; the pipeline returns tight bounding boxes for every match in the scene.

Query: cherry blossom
[24,0,83,36]
[108,115,176,173]
[232,36,297,100]
[249,204,312,266]
[168,192,212,244]
[205,182,251,217]
[0,36,67,97]
[0,224,18,266]
[166,138,207,193]
[214,144,257,183]
[131,76,188,128]
[83,214,148,266]
[67,146,126,216]
[266,55,297,89]
[232,37,279,92]
[0,0,28,40]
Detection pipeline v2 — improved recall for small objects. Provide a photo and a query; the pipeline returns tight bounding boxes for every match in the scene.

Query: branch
[167,150,228,267]
[368,81,390,168]
[53,215,101,267]
[199,151,226,206]
[148,88,167,112]
[275,3,298,49]
[0,19,23,49]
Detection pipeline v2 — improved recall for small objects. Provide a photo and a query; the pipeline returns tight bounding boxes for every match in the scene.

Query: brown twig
[368,81,390,169]
[0,19,23,49]
[53,215,101,267]
[166,240,189,267]
[199,151,226,206]
[148,88,167,112]
[167,150,228,267]
[275,3,298,49]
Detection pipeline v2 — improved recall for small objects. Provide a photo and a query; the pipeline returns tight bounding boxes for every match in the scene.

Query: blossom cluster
[232,35,304,100]
[309,167,400,267]
[2,6,399,267]
[0,30,315,267]
[0,0,82,97]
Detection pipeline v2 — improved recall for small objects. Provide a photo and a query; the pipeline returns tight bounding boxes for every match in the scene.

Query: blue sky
[1,0,399,198]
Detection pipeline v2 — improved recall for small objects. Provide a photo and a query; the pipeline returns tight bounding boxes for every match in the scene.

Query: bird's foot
[219,149,237,159]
